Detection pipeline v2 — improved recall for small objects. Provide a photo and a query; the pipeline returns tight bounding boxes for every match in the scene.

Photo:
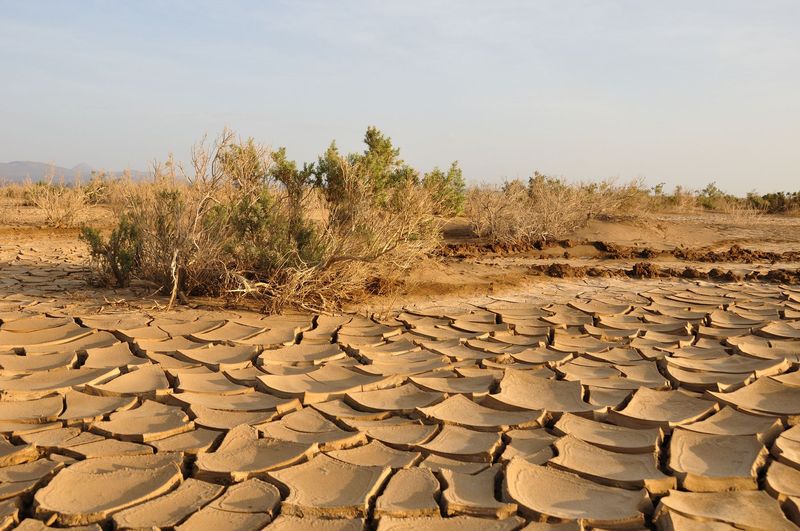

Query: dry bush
[525,175,596,238]
[82,134,262,302]
[650,184,697,212]
[649,182,769,217]
[581,178,650,220]
[467,174,658,245]
[746,191,800,215]
[76,171,143,220]
[0,182,26,200]
[0,182,23,224]
[421,162,466,216]
[465,184,519,242]
[0,174,124,228]
[722,201,763,224]
[466,179,582,244]
[256,160,441,310]
[24,172,87,228]
[0,200,11,226]
[82,129,443,312]
[467,175,605,244]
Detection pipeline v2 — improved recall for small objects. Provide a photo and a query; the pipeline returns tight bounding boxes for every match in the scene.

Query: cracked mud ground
[1,250,800,529]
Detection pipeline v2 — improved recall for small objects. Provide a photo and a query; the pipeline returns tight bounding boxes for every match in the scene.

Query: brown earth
[3,206,800,311]
[1,204,800,528]
[368,213,800,311]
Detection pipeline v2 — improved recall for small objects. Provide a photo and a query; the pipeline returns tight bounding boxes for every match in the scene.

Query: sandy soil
[0,206,799,528]
[362,212,800,312]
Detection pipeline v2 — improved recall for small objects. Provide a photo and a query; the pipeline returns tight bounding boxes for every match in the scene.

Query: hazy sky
[1,1,798,194]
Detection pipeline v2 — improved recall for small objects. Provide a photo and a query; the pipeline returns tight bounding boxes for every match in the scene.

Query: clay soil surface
[0,206,799,529]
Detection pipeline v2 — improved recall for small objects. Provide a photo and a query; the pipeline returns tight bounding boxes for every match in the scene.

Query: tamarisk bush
[81,127,449,312]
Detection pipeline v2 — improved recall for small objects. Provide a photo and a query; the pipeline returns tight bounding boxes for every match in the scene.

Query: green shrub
[423,161,466,216]
[746,191,800,214]
[315,126,418,211]
[80,218,141,287]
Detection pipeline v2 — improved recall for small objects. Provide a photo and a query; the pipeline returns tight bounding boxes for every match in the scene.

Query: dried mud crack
[0,276,799,529]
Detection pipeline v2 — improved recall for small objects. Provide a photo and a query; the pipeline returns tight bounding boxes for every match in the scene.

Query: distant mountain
[70,162,95,176]
[0,161,148,183]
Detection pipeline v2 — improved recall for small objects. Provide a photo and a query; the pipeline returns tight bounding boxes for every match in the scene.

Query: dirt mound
[630,262,662,278]
[443,239,800,264]
[439,240,560,258]
[673,244,800,263]
[530,262,800,284]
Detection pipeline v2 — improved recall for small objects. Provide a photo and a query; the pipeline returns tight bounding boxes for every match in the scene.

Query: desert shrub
[355,126,420,189]
[268,147,317,246]
[79,135,263,301]
[523,175,591,240]
[24,173,87,227]
[580,177,650,220]
[80,217,142,287]
[0,182,26,200]
[422,161,466,216]
[261,156,440,310]
[697,181,736,210]
[721,200,763,223]
[315,127,418,212]
[82,171,110,205]
[466,173,645,244]
[465,184,518,242]
[687,182,765,220]
[466,177,577,244]
[586,180,784,218]
[650,184,697,211]
[746,191,800,214]
[251,132,440,310]
[82,128,443,311]
[0,182,21,224]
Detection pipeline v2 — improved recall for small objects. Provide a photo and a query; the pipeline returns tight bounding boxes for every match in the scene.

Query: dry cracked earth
[1,258,800,529]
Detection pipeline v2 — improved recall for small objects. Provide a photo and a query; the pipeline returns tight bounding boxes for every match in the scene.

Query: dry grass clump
[81,128,445,312]
[466,173,648,244]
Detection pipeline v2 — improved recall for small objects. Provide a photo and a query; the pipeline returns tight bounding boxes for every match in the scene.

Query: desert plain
[0,205,799,530]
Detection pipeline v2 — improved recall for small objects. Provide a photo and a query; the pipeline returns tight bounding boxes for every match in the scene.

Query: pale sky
[1,1,798,194]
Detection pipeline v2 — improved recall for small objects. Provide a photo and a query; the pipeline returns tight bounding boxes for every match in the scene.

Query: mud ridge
[529,262,800,283]
[440,241,800,263]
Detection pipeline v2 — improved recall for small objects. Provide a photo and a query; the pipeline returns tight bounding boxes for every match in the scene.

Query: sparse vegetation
[466,174,649,245]
[3,133,799,311]
[745,191,800,214]
[79,128,447,312]
[423,161,466,216]
[23,171,87,228]
[0,169,134,227]
[464,175,800,245]
[648,181,796,218]
[80,217,142,288]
